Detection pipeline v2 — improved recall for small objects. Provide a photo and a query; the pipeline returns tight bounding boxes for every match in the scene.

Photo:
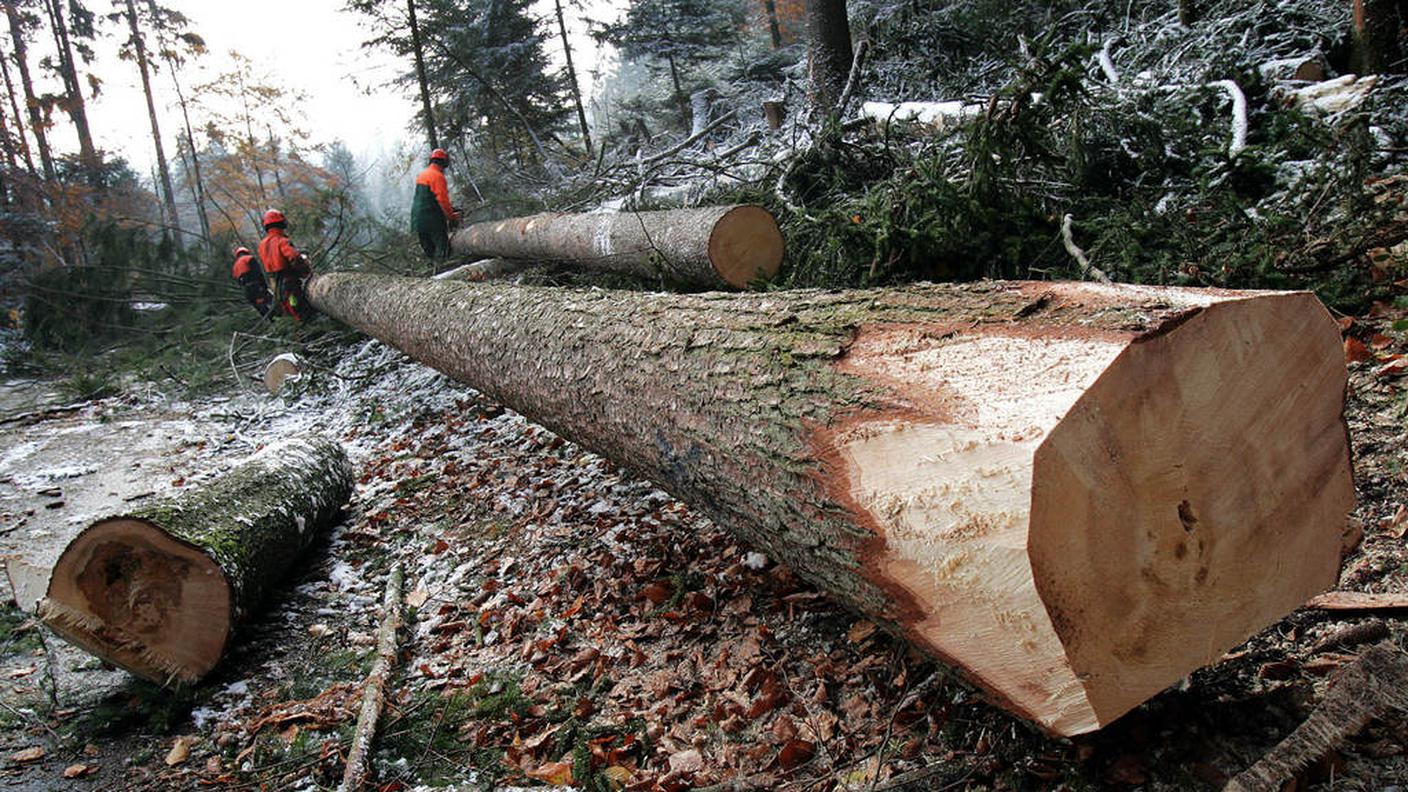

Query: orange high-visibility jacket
[259,228,306,275]
[231,253,260,281]
[414,163,458,224]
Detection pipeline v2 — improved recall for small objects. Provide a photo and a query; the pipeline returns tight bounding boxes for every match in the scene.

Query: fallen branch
[339,565,405,792]
[1208,79,1248,157]
[1060,214,1112,282]
[1304,591,1408,611]
[1225,643,1408,792]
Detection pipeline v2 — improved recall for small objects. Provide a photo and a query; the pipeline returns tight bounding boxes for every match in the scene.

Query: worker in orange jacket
[230,245,272,318]
[411,148,461,260]
[258,209,315,322]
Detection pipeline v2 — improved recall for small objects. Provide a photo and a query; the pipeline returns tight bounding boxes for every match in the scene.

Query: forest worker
[229,245,272,318]
[411,148,461,260]
[258,209,315,322]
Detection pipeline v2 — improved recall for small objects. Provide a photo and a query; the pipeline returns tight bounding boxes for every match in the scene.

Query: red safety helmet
[262,209,286,228]
[430,148,449,163]
[232,245,250,258]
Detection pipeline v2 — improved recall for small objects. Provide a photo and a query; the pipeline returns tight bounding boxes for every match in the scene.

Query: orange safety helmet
[430,148,449,163]
[262,209,286,229]
[232,245,251,258]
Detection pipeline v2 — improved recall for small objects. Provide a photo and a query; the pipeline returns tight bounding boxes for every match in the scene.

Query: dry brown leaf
[62,763,93,778]
[525,759,574,786]
[602,765,634,789]
[1345,337,1371,364]
[6,665,36,679]
[1378,356,1408,377]
[405,588,430,609]
[165,736,194,766]
[1385,505,1408,539]
[10,746,45,763]
[776,739,816,771]
[847,620,877,644]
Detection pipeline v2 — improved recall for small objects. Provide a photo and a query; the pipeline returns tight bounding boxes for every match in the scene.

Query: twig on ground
[339,565,406,792]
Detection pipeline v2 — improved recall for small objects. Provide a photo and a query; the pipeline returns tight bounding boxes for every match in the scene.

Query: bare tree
[41,0,99,168]
[3,1,54,180]
[552,0,591,157]
[121,0,180,234]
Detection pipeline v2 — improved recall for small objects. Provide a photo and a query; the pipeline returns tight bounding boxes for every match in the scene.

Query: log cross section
[307,274,1353,735]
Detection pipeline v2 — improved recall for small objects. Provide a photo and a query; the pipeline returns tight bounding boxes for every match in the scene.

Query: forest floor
[1,310,1407,792]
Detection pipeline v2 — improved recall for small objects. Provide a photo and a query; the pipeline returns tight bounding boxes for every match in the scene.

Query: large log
[38,436,354,685]
[451,205,784,289]
[306,275,1354,735]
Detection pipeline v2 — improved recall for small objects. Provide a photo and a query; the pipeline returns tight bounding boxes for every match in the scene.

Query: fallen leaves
[63,762,95,778]
[525,759,574,785]
[165,736,194,766]
[10,746,44,764]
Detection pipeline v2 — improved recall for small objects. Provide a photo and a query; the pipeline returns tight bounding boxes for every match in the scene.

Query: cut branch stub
[451,205,784,289]
[40,436,354,685]
[305,274,1353,735]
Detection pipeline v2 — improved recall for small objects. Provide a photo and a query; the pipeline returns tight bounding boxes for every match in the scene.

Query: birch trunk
[39,437,354,685]
[306,274,1354,736]
[452,205,784,289]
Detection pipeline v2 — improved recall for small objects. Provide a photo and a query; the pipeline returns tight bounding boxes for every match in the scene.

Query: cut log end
[824,288,1353,735]
[41,518,231,684]
[707,205,784,288]
[1030,293,1352,728]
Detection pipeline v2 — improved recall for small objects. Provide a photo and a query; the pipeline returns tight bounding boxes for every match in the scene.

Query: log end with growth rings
[825,285,1354,735]
[41,518,232,685]
[706,204,784,288]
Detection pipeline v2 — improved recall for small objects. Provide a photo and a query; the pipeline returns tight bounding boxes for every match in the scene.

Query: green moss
[0,602,42,656]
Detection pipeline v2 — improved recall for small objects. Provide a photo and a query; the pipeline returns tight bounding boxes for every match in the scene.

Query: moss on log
[40,436,354,684]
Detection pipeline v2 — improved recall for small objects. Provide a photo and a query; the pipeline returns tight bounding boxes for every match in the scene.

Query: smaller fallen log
[432,258,535,283]
[39,436,354,685]
[452,205,783,289]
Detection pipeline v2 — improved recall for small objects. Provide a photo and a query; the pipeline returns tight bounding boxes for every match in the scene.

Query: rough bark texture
[39,436,354,684]
[452,205,784,290]
[307,274,1354,735]
[804,0,854,109]
[1225,644,1408,792]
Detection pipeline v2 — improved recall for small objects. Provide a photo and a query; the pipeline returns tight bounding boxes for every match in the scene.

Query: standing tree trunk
[306,275,1355,736]
[123,0,180,236]
[553,0,592,157]
[1351,0,1403,73]
[804,0,853,109]
[42,0,98,169]
[4,2,55,180]
[170,69,210,244]
[39,436,354,684]
[764,0,784,48]
[452,205,784,289]
[406,0,438,150]
[1178,0,1197,25]
[0,41,36,178]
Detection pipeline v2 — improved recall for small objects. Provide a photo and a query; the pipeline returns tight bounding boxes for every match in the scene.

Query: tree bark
[452,205,783,290]
[305,275,1354,736]
[764,0,784,48]
[1351,0,1403,74]
[406,0,438,150]
[553,0,591,158]
[42,0,98,169]
[1178,0,1197,25]
[123,0,180,236]
[4,2,55,180]
[804,0,853,109]
[39,436,354,685]
[168,66,211,244]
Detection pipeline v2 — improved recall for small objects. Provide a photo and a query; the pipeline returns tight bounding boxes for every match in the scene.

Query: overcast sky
[43,0,619,176]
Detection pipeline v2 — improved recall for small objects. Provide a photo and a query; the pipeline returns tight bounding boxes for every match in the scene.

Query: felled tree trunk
[451,205,784,289]
[39,437,354,685]
[306,275,1354,736]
